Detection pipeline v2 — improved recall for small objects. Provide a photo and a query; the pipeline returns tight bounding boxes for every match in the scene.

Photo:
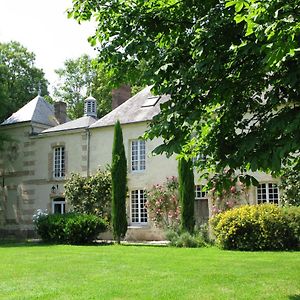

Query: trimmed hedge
[35,213,107,244]
[210,204,300,250]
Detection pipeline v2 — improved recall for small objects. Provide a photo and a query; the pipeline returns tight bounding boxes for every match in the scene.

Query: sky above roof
[0,0,97,94]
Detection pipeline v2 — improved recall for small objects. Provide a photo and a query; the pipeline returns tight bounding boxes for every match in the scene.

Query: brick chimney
[112,85,131,109]
[54,101,67,124]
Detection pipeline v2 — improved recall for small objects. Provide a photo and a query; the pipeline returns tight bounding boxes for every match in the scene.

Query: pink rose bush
[145,176,180,230]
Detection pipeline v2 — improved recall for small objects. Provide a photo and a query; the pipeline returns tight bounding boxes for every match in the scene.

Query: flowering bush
[210,178,250,215]
[64,168,111,221]
[32,209,48,223]
[145,176,180,231]
[210,204,299,250]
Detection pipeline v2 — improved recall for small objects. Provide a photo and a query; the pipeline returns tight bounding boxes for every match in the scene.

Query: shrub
[64,214,107,244]
[65,169,112,221]
[145,176,180,231]
[166,230,207,248]
[280,163,300,206]
[211,204,299,250]
[111,120,128,244]
[34,212,107,244]
[178,158,195,233]
[283,206,300,242]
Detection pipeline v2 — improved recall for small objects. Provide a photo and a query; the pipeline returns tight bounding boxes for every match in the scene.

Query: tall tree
[0,41,48,122]
[54,54,113,119]
[111,120,128,243]
[69,1,300,187]
[178,158,195,233]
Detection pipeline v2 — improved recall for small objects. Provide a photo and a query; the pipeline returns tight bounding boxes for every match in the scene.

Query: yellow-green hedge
[210,204,300,250]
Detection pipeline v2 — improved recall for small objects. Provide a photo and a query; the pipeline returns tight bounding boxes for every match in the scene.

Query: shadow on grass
[0,239,114,248]
[0,240,53,248]
[289,295,300,300]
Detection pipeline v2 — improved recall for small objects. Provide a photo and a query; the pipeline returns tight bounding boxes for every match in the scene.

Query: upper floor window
[131,190,147,224]
[53,146,65,178]
[52,197,66,214]
[257,183,279,204]
[195,185,208,200]
[131,140,146,172]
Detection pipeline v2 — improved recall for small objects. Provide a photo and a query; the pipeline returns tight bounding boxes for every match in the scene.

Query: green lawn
[0,243,299,300]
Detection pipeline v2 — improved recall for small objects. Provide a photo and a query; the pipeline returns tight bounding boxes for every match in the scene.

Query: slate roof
[42,116,97,133]
[1,95,58,127]
[90,86,170,128]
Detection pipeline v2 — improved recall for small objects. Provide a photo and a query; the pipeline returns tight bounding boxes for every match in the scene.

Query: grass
[0,242,299,300]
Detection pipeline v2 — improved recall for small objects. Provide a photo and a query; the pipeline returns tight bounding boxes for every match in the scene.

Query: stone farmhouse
[0,86,280,240]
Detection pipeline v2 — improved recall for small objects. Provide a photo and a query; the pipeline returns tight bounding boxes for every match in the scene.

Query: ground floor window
[257,183,279,204]
[195,185,207,200]
[131,190,147,224]
[52,197,66,214]
[195,185,209,224]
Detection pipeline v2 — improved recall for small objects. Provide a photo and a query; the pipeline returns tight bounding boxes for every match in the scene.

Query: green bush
[166,230,207,248]
[283,206,300,242]
[210,204,299,250]
[65,169,112,221]
[34,213,107,244]
[64,214,107,244]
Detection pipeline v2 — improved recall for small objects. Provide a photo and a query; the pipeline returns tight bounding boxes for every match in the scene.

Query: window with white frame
[53,146,65,178]
[52,197,66,214]
[257,183,279,204]
[131,140,146,171]
[131,190,147,224]
[195,185,208,200]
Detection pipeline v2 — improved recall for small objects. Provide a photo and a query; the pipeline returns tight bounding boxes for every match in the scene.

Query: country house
[0,86,280,240]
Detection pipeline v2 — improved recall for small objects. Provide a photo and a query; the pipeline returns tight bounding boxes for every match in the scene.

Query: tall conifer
[111,120,127,243]
[178,158,195,233]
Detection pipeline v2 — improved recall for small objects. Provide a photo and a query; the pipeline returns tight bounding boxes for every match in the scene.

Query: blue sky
[0,0,97,93]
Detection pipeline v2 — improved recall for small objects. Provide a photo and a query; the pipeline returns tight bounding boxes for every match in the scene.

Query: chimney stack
[112,84,131,109]
[54,101,67,124]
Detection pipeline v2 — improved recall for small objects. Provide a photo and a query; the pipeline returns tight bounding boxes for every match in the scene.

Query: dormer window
[84,96,97,117]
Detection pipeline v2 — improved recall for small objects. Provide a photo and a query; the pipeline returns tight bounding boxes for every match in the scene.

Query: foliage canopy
[69,0,300,184]
[54,54,113,119]
[0,41,48,122]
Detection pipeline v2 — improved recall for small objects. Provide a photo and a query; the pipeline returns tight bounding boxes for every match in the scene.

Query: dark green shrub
[35,213,68,242]
[283,206,300,242]
[64,214,107,244]
[166,230,207,248]
[178,158,195,233]
[34,213,107,244]
[111,120,128,243]
[211,204,299,250]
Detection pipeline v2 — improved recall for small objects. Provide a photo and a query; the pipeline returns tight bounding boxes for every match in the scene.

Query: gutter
[86,128,91,177]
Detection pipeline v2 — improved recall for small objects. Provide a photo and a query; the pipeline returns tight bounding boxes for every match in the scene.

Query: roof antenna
[38,82,41,96]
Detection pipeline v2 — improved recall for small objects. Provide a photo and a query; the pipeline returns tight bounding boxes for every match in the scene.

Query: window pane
[54,146,65,178]
[195,185,207,200]
[131,140,146,171]
[131,190,147,223]
[54,203,61,214]
[257,183,279,204]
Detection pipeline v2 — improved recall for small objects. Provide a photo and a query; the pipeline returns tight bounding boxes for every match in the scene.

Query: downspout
[86,128,91,177]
